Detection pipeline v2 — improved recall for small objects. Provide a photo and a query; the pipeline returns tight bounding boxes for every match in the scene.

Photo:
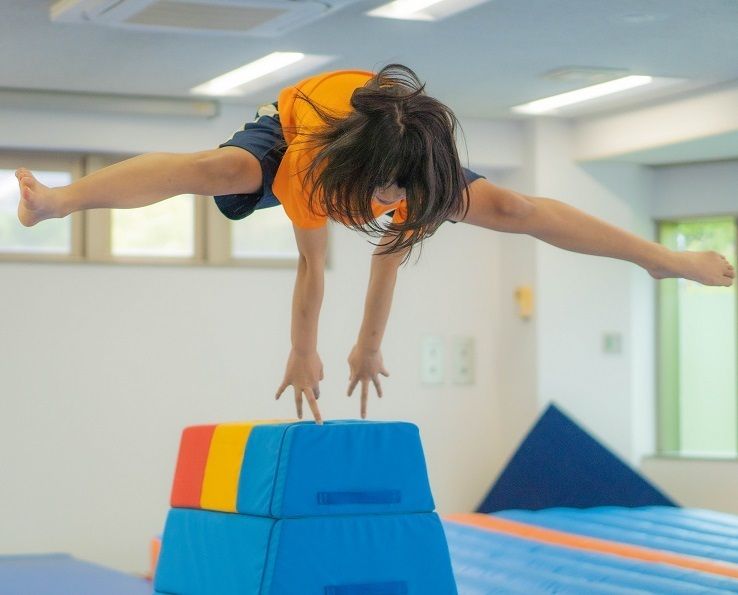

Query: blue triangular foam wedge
[477,403,675,513]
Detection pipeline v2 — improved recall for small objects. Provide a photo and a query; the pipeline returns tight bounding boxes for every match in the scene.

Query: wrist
[642,243,676,273]
[291,345,317,356]
[355,335,381,353]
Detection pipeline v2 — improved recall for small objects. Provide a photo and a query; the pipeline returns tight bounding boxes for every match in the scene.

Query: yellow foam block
[199,420,283,512]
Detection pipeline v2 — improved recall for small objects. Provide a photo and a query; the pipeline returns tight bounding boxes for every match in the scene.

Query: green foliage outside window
[658,217,737,457]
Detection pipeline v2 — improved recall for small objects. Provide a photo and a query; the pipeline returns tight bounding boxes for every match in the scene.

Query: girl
[15,64,735,424]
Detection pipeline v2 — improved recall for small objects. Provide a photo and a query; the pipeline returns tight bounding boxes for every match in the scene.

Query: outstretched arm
[347,233,409,418]
[452,179,735,287]
[275,224,328,423]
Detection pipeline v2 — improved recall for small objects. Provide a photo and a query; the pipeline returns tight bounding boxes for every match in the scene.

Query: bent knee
[195,147,262,195]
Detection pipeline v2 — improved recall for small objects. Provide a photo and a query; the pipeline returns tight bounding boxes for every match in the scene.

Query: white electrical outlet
[451,336,475,385]
[420,335,444,385]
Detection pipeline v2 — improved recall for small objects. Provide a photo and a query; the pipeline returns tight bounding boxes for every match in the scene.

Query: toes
[19,183,32,203]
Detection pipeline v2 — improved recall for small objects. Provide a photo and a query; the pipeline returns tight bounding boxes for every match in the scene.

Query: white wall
[500,124,738,513]
[0,104,506,574]
[471,117,662,490]
[494,118,657,463]
[491,127,540,460]
[650,159,738,219]
[572,83,738,164]
[641,457,738,514]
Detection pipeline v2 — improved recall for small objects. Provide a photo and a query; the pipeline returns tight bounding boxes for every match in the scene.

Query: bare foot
[15,168,68,227]
[649,249,736,287]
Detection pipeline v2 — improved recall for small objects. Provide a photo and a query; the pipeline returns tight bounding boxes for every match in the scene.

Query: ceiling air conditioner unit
[50,0,359,37]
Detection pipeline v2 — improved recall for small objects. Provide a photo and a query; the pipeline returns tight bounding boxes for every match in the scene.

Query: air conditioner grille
[126,0,288,32]
[50,0,360,37]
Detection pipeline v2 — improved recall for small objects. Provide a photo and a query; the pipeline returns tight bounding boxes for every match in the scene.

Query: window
[657,217,737,457]
[0,150,308,267]
[0,153,83,260]
[231,207,298,260]
[111,195,196,257]
[82,154,204,264]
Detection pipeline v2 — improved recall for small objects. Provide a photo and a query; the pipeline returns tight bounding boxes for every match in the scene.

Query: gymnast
[15,64,735,424]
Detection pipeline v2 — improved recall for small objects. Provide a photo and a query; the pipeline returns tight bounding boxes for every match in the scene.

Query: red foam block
[170,425,218,508]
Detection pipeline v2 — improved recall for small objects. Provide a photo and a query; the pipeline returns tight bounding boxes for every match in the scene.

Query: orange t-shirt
[272,69,408,229]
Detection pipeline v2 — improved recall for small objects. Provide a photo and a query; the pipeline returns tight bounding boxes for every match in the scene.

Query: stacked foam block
[154,420,458,594]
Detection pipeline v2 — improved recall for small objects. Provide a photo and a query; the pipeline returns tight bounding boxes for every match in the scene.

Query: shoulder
[278,69,374,126]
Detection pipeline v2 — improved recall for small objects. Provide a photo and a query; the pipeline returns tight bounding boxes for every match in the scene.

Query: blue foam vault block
[238,420,435,517]
[477,403,676,513]
[155,420,458,595]
[155,509,456,595]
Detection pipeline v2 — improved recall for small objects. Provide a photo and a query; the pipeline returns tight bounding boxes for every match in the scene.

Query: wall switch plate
[420,335,444,385]
[451,336,475,385]
[603,332,623,354]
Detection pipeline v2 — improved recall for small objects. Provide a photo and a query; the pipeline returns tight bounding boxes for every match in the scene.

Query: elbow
[495,192,539,234]
[499,191,536,220]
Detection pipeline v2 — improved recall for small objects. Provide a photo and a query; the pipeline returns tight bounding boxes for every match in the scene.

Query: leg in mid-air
[452,178,736,287]
[15,147,260,227]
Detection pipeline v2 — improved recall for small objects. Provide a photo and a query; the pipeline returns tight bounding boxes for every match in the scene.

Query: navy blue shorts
[213,101,486,223]
[214,101,285,220]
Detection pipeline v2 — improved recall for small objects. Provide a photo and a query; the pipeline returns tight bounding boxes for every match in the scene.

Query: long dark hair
[281,63,471,261]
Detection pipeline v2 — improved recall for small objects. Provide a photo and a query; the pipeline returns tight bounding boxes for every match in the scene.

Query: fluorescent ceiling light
[191,52,305,96]
[367,0,489,21]
[368,0,444,20]
[512,75,653,115]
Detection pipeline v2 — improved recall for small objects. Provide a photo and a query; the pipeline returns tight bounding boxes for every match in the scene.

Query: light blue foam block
[237,420,435,517]
[156,508,457,595]
[154,509,274,594]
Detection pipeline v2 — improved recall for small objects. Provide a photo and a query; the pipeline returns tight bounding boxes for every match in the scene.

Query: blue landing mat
[0,554,152,595]
[495,506,738,566]
[443,520,738,594]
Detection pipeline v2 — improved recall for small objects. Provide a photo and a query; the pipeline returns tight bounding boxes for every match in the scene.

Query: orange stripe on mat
[445,513,738,580]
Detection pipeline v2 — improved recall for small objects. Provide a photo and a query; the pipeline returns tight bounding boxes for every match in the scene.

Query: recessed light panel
[512,76,654,115]
[367,0,490,21]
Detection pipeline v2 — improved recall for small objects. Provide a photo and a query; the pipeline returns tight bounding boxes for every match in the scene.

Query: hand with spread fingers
[276,348,325,424]
[347,344,390,419]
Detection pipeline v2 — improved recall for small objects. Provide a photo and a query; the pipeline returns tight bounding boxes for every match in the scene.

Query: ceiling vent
[50,0,359,37]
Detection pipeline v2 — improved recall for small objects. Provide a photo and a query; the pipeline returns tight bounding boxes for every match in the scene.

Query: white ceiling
[1,0,738,119]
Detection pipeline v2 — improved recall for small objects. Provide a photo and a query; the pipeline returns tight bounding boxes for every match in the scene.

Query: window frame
[0,149,313,269]
[205,197,301,270]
